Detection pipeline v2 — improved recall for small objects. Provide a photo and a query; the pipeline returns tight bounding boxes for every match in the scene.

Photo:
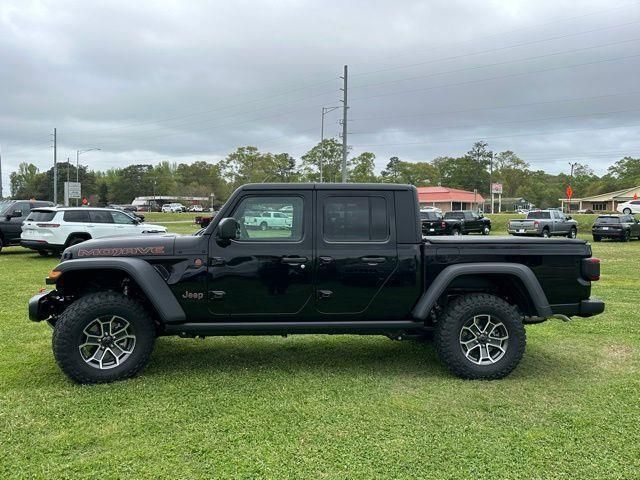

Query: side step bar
[164,320,426,337]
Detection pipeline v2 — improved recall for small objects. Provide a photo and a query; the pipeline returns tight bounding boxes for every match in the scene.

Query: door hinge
[209,290,226,300]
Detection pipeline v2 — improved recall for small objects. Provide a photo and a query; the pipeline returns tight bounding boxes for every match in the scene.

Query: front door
[315,191,398,316]
[207,192,313,318]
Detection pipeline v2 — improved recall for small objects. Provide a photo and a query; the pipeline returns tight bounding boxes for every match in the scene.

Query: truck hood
[64,234,177,259]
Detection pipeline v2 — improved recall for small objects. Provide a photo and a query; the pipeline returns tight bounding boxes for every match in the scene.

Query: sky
[1,0,640,195]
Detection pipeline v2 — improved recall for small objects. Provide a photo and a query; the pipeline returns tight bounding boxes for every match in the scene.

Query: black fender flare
[411,262,552,320]
[52,257,186,324]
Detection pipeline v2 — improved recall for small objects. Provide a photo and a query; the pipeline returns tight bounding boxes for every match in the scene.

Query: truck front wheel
[435,293,526,380]
[52,292,156,384]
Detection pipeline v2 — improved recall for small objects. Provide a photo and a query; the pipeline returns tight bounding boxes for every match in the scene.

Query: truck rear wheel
[542,228,550,238]
[52,292,156,384]
[435,293,526,380]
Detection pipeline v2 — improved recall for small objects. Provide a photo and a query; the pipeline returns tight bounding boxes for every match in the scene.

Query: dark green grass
[0,227,638,478]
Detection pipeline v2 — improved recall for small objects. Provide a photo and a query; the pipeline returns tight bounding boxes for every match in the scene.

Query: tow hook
[550,314,571,322]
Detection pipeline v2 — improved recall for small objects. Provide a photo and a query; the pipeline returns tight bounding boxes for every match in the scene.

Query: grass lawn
[1,226,639,479]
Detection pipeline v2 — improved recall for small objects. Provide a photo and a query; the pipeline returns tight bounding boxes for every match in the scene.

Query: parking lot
[1,215,638,478]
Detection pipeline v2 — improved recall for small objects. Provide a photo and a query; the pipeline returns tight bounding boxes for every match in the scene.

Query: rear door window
[64,210,91,223]
[89,210,114,224]
[323,196,388,242]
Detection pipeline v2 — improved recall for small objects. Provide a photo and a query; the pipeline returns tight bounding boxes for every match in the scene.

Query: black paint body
[40,184,602,334]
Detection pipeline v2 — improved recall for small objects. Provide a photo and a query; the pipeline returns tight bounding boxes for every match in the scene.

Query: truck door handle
[281,256,308,264]
[319,256,334,264]
[361,256,385,264]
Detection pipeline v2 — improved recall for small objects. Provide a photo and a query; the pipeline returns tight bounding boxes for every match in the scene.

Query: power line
[350,106,640,136]
[351,36,640,91]
[351,1,640,73]
[351,18,640,80]
[350,52,640,103]
[350,91,640,122]
[62,77,339,136]
[356,121,640,148]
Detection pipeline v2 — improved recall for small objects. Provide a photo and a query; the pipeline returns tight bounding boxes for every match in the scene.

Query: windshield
[527,211,551,219]
[421,212,441,220]
[595,217,621,225]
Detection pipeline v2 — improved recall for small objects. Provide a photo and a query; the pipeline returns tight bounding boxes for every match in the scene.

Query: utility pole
[340,65,348,183]
[53,128,57,204]
[489,152,494,214]
[568,161,578,214]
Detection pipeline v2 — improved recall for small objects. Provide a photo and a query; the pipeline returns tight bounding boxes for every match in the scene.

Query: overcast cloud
[2,0,640,194]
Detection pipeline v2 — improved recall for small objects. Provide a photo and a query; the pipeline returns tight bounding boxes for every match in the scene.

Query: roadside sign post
[64,182,82,206]
[491,183,503,213]
[566,186,573,213]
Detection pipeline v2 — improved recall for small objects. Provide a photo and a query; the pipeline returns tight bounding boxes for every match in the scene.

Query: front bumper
[28,291,53,321]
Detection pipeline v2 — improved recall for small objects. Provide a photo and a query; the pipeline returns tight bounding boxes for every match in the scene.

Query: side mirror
[566,216,572,220]
[216,217,239,241]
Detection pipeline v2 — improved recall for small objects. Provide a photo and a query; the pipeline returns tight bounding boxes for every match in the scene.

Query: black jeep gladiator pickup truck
[28,183,604,384]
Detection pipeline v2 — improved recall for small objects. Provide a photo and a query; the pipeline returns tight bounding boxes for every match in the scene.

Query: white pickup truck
[242,210,292,231]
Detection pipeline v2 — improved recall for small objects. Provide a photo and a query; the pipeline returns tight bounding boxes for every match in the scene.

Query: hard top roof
[239,183,415,191]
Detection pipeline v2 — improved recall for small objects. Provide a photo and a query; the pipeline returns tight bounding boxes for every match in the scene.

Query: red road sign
[82,197,88,205]
[566,186,573,199]
[634,193,638,200]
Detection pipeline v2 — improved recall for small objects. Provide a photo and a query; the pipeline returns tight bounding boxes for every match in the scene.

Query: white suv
[161,203,185,213]
[20,207,167,255]
[617,200,640,215]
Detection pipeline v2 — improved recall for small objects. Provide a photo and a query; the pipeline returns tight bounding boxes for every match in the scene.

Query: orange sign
[634,193,638,200]
[566,186,573,199]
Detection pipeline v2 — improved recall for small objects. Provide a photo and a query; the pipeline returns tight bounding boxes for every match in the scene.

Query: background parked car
[617,199,640,215]
[508,210,578,238]
[420,210,446,236]
[188,204,204,212]
[20,207,167,255]
[161,203,185,213]
[592,214,640,242]
[243,210,292,230]
[442,211,491,235]
[0,199,54,253]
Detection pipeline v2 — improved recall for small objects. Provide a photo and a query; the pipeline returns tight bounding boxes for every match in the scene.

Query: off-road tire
[567,227,577,239]
[592,235,601,242]
[435,293,526,380]
[67,236,87,247]
[52,292,156,384]
[542,228,550,238]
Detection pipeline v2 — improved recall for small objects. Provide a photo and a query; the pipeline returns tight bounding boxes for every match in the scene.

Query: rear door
[315,190,398,316]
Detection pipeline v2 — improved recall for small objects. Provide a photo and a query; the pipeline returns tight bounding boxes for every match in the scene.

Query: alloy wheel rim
[459,314,509,365]
[79,315,136,370]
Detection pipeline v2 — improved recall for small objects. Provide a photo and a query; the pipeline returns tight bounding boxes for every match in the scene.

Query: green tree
[299,139,347,182]
[110,165,153,204]
[349,152,378,183]
[493,151,530,197]
[221,146,274,187]
[606,157,640,187]
[381,157,402,182]
[10,163,41,198]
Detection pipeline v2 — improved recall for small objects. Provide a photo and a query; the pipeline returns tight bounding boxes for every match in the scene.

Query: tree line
[8,139,640,209]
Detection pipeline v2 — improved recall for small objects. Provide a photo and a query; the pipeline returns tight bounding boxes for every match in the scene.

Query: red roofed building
[417,186,485,212]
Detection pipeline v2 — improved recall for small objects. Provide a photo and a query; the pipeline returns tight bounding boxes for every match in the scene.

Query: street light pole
[75,148,100,205]
[320,106,340,183]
